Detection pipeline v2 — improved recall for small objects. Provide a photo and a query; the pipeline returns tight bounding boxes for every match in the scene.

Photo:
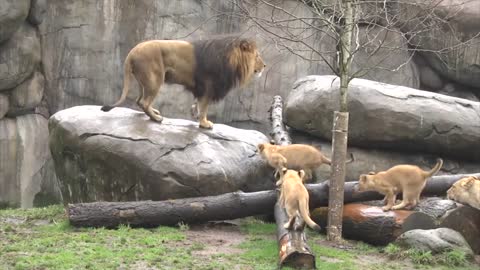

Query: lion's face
[357,174,375,192]
[447,176,480,207]
[253,50,266,78]
[240,40,265,77]
[257,143,276,157]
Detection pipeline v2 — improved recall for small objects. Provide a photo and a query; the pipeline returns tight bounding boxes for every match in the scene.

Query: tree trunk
[67,173,480,229]
[328,0,355,242]
[269,95,316,269]
[327,111,349,242]
[313,197,479,246]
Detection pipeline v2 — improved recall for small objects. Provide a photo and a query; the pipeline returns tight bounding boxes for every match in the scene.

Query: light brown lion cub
[278,168,321,231]
[356,158,443,211]
[258,142,331,182]
[447,176,480,210]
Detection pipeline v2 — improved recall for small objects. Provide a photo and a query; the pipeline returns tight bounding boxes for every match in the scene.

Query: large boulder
[0,114,61,208]
[0,0,30,43]
[291,131,480,182]
[0,23,41,91]
[395,228,474,257]
[48,106,274,204]
[285,76,480,161]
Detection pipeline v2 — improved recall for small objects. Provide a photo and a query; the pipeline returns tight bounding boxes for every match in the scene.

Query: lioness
[102,36,266,129]
[356,158,443,211]
[278,168,321,231]
[258,142,331,182]
[447,176,480,210]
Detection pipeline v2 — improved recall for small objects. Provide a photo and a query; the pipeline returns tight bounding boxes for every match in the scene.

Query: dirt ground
[186,223,246,256]
[184,222,480,270]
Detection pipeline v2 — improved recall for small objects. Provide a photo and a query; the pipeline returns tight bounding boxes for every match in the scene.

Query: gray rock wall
[400,0,480,89]
[38,0,333,132]
[0,115,61,208]
[0,0,58,208]
[0,0,30,43]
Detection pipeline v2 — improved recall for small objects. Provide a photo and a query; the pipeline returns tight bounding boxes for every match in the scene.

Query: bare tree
[209,0,479,243]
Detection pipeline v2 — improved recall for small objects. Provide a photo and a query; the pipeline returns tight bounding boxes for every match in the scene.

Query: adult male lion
[101,36,266,129]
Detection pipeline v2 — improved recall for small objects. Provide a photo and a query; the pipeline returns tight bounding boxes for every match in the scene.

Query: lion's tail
[423,158,443,178]
[101,55,133,112]
[322,156,332,166]
[298,197,321,231]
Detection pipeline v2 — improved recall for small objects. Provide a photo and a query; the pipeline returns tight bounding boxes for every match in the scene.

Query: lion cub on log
[257,142,331,183]
[278,168,321,231]
[357,158,443,211]
[447,176,480,210]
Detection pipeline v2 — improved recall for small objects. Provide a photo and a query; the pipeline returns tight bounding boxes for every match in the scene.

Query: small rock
[395,228,474,256]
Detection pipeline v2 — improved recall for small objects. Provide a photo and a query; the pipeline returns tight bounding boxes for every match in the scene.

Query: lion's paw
[199,120,213,129]
[382,206,392,212]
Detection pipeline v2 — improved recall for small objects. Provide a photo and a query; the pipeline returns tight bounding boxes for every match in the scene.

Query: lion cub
[278,168,321,231]
[447,176,480,210]
[258,142,331,182]
[356,158,443,211]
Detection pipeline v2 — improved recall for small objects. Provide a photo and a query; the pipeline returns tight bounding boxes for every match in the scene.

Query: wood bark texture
[327,111,349,242]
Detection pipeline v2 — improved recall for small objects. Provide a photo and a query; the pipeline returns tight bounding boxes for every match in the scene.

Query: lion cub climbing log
[101,36,266,129]
[278,168,321,231]
[257,142,331,182]
[447,176,480,210]
[356,158,443,211]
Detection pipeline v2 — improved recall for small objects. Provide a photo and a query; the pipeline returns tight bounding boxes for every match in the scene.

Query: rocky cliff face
[1,0,479,207]
[0,0,61,208]
[37,0,338,134]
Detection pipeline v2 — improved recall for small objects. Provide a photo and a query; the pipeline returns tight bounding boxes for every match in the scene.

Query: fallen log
[311,198,454,245]
[68,191,277,228]
[67,173,480,228]
[269,95,315,269]
[311,197,480,252]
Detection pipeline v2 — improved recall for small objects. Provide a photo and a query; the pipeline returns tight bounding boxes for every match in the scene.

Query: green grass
[384,243,472,268]
[0,206,478,270]
[0,204,65,220]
